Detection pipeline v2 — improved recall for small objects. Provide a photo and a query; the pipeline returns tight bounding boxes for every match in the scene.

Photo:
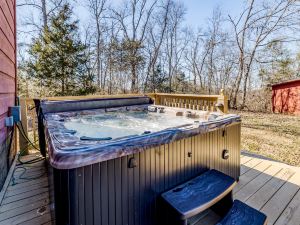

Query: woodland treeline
[17,0,300,110]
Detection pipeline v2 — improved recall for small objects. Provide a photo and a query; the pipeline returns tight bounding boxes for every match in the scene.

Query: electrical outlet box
[5,116,14,127]
[10,106,21,122]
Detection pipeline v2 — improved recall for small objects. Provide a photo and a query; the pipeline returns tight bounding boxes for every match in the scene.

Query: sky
[183,0,244,29]
[18,0,246,45]
[17,0,247,62]
[17,0,299,56]
[72,0,246,32]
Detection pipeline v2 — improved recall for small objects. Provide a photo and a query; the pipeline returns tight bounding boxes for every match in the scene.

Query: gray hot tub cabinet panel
[42,107,241,170]
[51,123,241,225]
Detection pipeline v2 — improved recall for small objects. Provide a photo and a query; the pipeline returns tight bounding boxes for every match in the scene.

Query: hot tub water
[64,111,200,139]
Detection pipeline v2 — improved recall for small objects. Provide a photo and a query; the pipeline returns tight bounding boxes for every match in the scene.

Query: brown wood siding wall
[0,0,16,190]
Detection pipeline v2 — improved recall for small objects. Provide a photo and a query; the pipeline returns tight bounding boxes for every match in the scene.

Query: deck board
[240,157,263,175]
[246,168,295,210]
[0,193,50,213]
[235,165,282,202]
[234,161,271,193]
[0,152,53,225]
[7,177,48,192]
[194,151,300,225]
[274,189,300,225]
[0,151,300,225]
[260,172,300,225]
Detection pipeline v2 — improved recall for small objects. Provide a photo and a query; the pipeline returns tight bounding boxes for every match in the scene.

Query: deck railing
[19,91,228,154]
[149,90,228,113]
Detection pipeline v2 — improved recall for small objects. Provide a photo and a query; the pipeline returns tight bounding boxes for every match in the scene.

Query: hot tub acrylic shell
[36,97,241,225]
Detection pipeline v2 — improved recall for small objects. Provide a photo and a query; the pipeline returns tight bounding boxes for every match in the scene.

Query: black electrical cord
[16,122,45,165]
[9,97,46,185]
[17,123,35,147]
[11,125,46,185]
[17,122,40,151]
[17,143,44,165]
[11,164,46,186]
[11,137,45,185]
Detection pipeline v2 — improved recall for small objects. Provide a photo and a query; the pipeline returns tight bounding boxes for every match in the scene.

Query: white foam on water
[64,111,199,139]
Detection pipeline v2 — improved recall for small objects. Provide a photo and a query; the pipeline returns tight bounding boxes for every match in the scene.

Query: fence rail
[19,91,228,154]
[149,90,228,113]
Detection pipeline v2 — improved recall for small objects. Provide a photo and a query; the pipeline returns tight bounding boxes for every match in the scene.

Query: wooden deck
[1,151,300,225]
[195,151,300,225]
[0,153,52,225]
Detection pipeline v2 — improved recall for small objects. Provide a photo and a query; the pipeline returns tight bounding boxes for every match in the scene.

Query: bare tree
[17,0,300,111]
[164,0,186,92]
[229,0,300,109]
[144,0,171,92]
[184,30,208,92]
[111,0,158,92]
[86,0,107,90]
[17,0,65,30]
[205,7,227,94]
[184,8,232,94]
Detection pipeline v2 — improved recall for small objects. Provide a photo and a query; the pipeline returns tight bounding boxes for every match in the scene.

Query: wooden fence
[19,91,228,154]
[148,90,228,113]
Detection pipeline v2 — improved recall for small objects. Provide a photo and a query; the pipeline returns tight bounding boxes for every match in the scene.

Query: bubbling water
[64,111,199,139]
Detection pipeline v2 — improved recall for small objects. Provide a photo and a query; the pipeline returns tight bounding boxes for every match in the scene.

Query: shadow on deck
[0,151,300,225]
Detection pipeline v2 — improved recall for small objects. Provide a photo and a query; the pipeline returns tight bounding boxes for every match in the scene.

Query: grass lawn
[231,111,300,166]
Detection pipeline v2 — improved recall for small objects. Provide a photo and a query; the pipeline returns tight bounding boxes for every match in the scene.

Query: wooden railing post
[217,89,228,114]
[19,98,29,155]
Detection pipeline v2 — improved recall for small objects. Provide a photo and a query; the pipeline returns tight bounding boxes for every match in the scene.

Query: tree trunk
[62,79,65,95]
[231,52,244,108]
[96,20,101,89]
[241,72,249,109]
[131,64,137,93]
[41,0,48,29]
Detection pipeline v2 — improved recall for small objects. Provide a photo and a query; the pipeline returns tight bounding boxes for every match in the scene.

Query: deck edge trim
[0,153,18,205]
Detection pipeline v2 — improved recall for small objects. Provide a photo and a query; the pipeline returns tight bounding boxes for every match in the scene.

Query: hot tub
[36,96,241,225]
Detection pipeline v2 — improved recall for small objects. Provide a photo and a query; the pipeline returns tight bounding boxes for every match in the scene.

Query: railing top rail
[150,93,221,98]
[23,92,226,103]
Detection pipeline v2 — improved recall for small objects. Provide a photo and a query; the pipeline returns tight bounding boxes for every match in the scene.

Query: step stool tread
[161,169,236,219]
[217,200,267,225]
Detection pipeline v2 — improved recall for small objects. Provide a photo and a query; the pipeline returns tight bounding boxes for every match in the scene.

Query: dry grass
[231,110,300,166]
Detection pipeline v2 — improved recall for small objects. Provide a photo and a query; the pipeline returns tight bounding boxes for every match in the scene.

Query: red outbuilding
[272,79,300,115]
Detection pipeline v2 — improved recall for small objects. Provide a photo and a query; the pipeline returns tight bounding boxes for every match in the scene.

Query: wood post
[217,89,228,114]
[19,98,29,155]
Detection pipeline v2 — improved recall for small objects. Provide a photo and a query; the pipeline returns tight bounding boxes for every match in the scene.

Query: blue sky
[184,0,244,29]
[19,0,243,51]
[19,0,298,54]
[18,0,246,40]
[72,0,246,31]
